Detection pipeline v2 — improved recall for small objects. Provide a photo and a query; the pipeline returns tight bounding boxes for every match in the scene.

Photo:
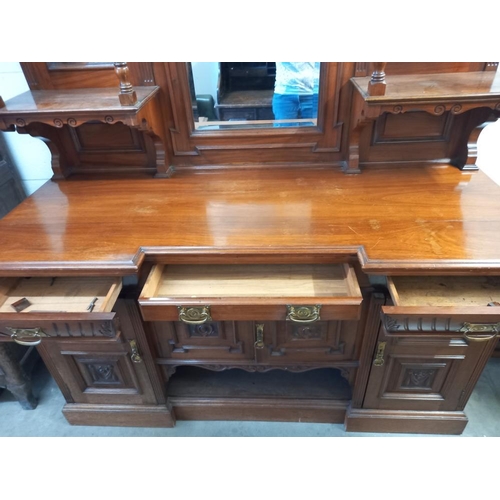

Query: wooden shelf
[351,71,500,107]
[0,86,160,129]
[346,71,500,174]
[0,85,172,178]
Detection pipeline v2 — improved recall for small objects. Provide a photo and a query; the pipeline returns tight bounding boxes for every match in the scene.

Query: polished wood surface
[353,71,500,102]
[0,165,499,276]
[0,87,159,129]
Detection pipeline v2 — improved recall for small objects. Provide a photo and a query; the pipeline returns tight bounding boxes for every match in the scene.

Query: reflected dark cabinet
[216,62,276,121]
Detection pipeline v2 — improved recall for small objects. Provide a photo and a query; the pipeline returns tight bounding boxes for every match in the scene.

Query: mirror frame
[153,62,355,170]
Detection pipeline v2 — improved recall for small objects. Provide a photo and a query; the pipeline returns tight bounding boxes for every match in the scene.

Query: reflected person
[272,62,320,127]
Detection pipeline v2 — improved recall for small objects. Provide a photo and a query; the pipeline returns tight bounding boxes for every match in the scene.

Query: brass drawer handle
[459,322,500,341]
[286,305,321,323]
[129,340,143,363]
[178,306,212,325]
[373,341,386,366]
[6,327,48,346]
[254,323,265,349]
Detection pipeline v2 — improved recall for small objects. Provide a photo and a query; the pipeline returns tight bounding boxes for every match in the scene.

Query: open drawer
[0,277,122,344]
[382,276,500,339]
[139,264,362,322]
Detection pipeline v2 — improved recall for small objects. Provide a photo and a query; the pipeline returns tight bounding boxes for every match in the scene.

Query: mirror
[188,62,321,130]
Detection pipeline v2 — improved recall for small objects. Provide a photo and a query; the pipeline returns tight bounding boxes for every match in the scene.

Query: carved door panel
[363,325,496,411]
[149,320,255,362]
[256,320,358,363]
[37,332,157,405]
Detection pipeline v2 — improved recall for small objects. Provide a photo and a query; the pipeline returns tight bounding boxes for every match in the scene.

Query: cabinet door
[149,320,255,362]
[363,325,497,411]
[38,332,157,405]
[257,320,359,363]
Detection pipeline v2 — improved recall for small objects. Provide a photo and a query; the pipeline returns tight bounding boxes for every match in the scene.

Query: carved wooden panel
[257,320,359,363]
[363,327,497,411]
[150,320,255,361]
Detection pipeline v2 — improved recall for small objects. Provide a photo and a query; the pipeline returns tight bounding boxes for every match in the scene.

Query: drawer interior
[0,277,122,313]
[142,264,361,300]
[388,276,500,307]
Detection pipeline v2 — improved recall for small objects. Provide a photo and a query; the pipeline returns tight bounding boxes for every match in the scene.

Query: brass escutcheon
[373,341,386,366]
[129,340,143,363]
[178,305,212,325]
[286,305,321,323]
[254,323,265,349]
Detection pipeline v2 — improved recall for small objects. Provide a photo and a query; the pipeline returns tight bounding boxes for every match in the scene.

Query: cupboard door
[257,320,358,363]
[363,325,497,411]
[38,332,157,406]
[149,320,255,362]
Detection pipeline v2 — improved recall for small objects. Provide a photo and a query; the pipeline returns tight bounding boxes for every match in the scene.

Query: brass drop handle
[286,305,321,323]
[129,340,143,363]
[459,322,500,342]
[373,341,386,366]
[6,327,47,346]
[178,306,212,325]
[254,323,265,349]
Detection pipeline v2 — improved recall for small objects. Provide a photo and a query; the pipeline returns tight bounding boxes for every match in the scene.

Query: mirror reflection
[188,62,320,130]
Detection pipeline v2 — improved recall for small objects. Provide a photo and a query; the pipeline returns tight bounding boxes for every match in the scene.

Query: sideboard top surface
[1,164,499,276]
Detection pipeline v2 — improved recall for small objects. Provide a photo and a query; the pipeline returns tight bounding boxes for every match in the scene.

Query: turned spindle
[114,62,138,106]
[368,63,387,96]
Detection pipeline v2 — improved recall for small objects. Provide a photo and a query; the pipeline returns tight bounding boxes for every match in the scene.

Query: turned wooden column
[368,63,387,96]
[114,62,138,106]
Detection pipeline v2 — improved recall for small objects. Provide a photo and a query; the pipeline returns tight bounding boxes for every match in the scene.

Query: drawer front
[141,302,361,323]
[0,313,118,344]
[381,306,500,338]
[150,320,255,362]
[0,277,122,344]
[139,264,363,322]
[256,320,359,363]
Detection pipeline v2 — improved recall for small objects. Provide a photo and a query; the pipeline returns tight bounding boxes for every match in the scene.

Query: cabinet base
[170,397,348,423]
[344,407,468,435]
[63,403,176,427]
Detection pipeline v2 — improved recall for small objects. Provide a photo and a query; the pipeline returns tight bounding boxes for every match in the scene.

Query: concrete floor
[1,357,499,437]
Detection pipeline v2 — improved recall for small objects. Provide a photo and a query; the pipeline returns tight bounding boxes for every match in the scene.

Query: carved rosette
[187,323,219,337]
[87,363,118,383]
[402,369,436,389]
[291,324,323,340]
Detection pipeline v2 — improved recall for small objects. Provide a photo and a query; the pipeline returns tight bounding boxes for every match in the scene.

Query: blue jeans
[272,93,318,127]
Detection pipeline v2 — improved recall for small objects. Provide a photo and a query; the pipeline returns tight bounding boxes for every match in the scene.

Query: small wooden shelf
[0,85,172,178]
[347,71,500,174]
[0,86,160,129]
[351,71,500,105]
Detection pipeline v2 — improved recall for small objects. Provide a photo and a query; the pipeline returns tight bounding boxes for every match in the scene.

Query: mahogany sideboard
[0,62,499,434]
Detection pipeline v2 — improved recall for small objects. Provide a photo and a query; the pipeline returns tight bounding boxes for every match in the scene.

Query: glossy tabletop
[1,165,500,276]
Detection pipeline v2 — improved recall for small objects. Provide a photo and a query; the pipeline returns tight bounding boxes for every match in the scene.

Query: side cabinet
[363,323,496,411]
[347,275,500,434]
[0,277,174,427]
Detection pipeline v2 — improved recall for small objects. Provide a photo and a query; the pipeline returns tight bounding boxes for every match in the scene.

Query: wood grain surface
[0,165,499,276]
